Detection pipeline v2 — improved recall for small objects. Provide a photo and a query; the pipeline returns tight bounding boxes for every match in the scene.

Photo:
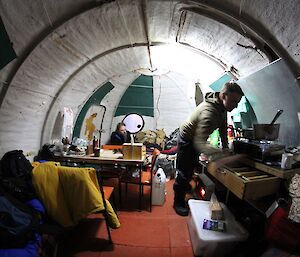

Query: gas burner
[236,138,278,145]
[233,139,285,163]
[258,140,273,144]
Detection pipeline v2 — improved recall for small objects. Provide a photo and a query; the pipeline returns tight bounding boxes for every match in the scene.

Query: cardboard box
[210,201,224,220]
[122,143,145,160]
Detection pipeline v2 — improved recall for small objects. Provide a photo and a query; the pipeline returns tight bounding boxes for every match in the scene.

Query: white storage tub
[187,199,248,257]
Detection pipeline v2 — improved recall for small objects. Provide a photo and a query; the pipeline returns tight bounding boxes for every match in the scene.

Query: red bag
[265,206,300,250]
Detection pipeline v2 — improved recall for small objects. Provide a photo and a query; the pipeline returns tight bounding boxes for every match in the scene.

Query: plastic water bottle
[152,168,166,205]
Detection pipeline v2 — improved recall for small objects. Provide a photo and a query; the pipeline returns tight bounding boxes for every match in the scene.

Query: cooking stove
[233,138,285,163]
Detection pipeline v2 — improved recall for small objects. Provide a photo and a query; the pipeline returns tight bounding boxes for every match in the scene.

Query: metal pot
[253,123,280,140]
[253,110,283,141]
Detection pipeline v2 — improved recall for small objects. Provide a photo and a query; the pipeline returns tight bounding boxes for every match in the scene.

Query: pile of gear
[135,129,166,150]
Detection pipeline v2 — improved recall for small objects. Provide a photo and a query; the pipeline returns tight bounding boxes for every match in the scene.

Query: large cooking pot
[253,123,280,140]
[253,110,283,141]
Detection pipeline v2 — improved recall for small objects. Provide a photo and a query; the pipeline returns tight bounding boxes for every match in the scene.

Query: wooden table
[241,158,300,179]
[54,151,145,166]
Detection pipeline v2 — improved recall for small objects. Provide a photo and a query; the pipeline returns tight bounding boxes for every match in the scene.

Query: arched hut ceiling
[0,0,300,156]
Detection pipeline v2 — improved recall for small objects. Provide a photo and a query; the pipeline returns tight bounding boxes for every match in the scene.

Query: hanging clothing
[32,162,120,229]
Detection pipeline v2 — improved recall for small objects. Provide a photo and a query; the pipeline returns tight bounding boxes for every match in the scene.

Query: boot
[173,193,189,216]
[174,201,189,216]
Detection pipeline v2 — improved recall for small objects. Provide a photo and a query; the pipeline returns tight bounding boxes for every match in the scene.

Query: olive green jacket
[180,92,228,157]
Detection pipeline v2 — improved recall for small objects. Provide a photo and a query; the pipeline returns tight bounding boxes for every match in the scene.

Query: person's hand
[199,153,208,161]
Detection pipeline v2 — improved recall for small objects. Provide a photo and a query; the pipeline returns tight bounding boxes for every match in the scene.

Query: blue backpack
[0,189,41,248]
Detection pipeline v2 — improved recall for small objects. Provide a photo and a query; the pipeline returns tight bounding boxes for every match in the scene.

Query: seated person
[110,122,130,145]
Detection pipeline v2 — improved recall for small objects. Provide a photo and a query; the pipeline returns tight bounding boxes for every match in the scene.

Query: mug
[281,153,294,169]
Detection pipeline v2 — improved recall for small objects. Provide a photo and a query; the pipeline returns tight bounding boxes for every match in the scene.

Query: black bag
[35,144,55,161]
[157,158,176,178]
[165,128,179,150]
[0,189,41,248]
[0,150,36,202]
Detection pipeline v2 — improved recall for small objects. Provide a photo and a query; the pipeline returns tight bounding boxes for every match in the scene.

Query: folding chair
[120,148,160,211]
[32,164,118,257]
[98,145,124,209]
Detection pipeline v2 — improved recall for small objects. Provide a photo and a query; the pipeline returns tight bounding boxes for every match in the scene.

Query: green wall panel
[0,17,17,70]
[115,75,154,117]
[209,72,233,92]
[131,74,153,87]
[73,82,114,138]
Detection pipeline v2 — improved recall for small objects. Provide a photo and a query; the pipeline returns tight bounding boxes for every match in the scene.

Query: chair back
[150,149,160,174]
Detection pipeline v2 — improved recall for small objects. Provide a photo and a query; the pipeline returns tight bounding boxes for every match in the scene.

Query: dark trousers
[173,134,199,200]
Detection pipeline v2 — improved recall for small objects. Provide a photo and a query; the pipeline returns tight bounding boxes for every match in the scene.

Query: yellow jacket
[32,162,120,229]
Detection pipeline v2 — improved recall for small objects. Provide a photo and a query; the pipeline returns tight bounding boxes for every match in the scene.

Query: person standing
[110,122,130,145]
[173,81,244,216]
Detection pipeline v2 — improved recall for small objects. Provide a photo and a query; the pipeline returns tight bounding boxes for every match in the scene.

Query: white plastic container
[187,199,248,257]
[151,168,166,205]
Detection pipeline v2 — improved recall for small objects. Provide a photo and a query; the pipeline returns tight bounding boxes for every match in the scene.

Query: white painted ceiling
[0,0,300,157]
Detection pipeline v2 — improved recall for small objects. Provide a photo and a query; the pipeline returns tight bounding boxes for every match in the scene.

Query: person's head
[116,122,127,135]
[219,81,244,111]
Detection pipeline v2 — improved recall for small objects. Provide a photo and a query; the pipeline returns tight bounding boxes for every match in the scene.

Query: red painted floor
[51,178,300,257]
[56,179,194,257]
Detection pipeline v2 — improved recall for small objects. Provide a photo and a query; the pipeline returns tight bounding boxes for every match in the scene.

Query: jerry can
[152,168,166,205]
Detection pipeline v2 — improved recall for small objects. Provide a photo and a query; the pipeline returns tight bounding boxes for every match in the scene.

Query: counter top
[242,158,300,179]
